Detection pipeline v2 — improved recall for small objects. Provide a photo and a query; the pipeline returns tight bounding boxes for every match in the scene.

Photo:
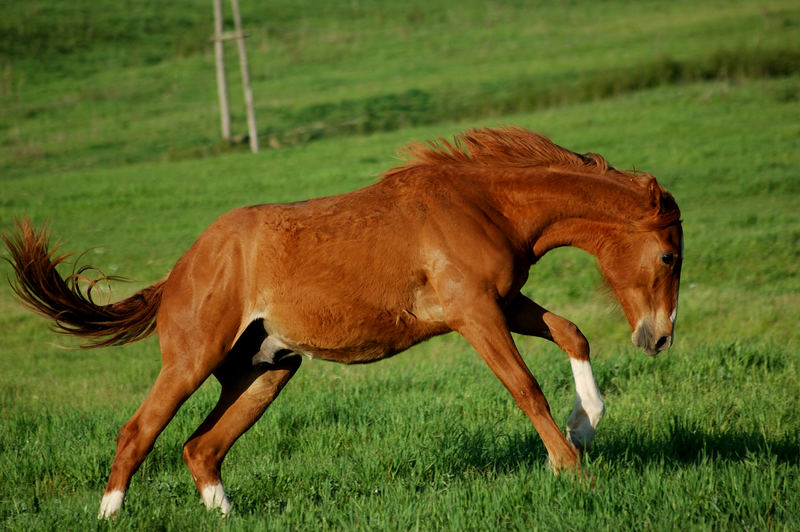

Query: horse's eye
[661,253,675,266]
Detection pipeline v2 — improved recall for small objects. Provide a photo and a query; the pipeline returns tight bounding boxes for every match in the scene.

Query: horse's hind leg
[182,341,301,515]
[98,297,240,518]
[98,362,212,518]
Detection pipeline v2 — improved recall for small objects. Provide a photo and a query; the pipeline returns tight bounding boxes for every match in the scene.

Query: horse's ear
[647,178,664,214]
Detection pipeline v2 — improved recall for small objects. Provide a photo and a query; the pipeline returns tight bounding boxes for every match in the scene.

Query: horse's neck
[487,168,646,259]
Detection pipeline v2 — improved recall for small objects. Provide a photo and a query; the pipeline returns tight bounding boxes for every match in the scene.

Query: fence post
[230,0,259,153]
[212,0,231,142]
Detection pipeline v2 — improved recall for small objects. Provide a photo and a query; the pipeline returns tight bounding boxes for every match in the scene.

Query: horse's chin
[638,342,661,357]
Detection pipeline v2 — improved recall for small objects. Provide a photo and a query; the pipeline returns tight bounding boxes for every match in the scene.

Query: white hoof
[566,359,605,451]
[202,483,231,516]
[98,489,124,519]
[566,402,596,452]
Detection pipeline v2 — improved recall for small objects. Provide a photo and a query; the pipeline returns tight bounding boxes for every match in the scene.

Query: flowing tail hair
[2,220,165,348]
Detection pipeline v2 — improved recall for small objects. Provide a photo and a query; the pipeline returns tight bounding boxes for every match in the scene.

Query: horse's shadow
[429,418,798,476]
[595,419,796,469]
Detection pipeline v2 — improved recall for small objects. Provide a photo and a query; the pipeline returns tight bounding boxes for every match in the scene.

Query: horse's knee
[554,319,590,360]
[511,381,551,416]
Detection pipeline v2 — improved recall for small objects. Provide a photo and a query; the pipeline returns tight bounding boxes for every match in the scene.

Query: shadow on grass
[421,416,798,479]
[592,417,799,468]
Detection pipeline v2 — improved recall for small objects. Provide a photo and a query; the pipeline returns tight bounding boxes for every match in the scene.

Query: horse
[3,127,683,518]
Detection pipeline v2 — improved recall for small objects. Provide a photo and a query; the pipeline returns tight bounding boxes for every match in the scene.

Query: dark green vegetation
[2,1,799,530]
[3,0,799,176]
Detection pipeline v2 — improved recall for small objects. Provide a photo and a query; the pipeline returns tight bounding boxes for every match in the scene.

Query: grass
[2,1,799,177]
[2,0,800,530]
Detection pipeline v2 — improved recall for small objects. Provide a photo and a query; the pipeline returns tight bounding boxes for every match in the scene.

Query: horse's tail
[2,220,165,348]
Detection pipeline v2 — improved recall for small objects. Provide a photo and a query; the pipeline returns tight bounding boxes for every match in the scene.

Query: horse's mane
[384,127,681,231]
[384,126,612,177]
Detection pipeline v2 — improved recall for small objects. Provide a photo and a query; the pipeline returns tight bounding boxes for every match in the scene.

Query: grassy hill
[1,1,799,529]
[2,0,798,177]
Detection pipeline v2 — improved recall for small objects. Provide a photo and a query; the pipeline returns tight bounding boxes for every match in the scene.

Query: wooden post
[213,0,231,142]
[230,0,259,153]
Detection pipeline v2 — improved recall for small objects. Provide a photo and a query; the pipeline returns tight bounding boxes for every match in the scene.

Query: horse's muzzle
[632,318,673,356]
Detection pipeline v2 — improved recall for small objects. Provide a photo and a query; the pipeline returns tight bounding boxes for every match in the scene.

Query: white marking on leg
[566,359,605,452]
[98,489,125,519]
[201,482,231,516]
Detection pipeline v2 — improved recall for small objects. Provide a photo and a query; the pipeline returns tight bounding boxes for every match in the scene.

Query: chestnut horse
[3,127,682,518]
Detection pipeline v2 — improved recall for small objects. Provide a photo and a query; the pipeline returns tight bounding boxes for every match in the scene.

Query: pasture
[1,1,799,529]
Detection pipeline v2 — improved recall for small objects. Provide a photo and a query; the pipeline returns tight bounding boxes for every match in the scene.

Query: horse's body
[3,127,683,518]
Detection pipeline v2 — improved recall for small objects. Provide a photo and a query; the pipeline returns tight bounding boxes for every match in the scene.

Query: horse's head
[597,179,683,356]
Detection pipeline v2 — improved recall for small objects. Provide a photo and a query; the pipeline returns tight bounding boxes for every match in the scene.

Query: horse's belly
[260,302,448,364]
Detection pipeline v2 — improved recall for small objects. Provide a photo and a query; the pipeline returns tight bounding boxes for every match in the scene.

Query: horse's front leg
[441,290,581,471]
[504,294,605,453]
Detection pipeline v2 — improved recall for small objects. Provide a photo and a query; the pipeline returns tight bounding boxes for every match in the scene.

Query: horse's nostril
[655,336,669,351]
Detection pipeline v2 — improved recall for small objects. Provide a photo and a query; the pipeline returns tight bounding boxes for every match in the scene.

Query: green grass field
[2,1,799,530]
